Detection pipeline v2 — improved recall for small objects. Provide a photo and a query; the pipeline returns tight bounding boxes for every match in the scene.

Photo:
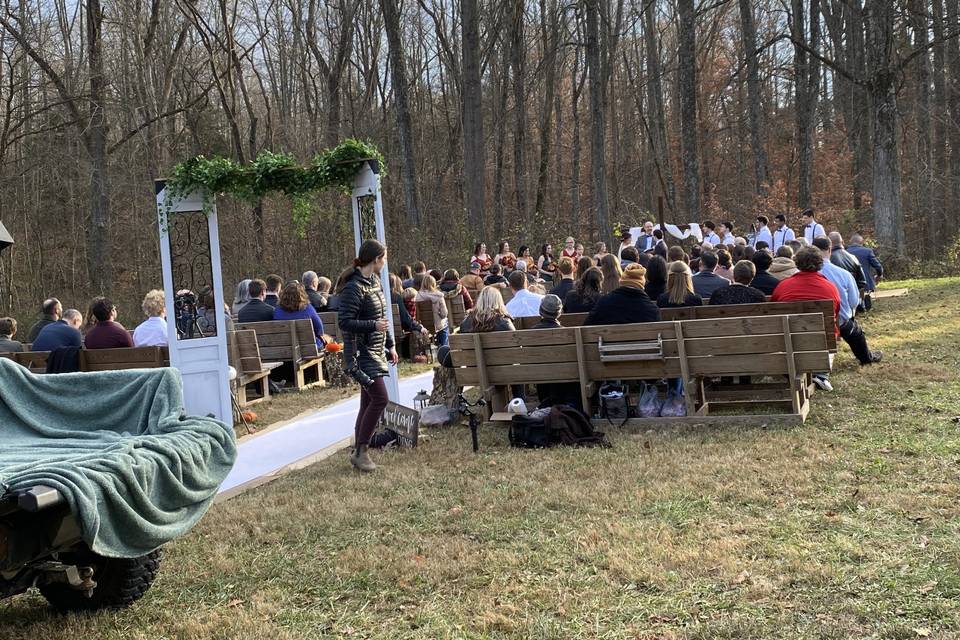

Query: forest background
[0,0,958,325]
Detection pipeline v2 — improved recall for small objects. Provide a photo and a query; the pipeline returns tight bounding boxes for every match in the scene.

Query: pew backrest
[80,346,169,371]
[234,319,320,363]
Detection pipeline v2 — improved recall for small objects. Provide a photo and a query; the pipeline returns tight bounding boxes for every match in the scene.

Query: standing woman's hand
[375,318,389,332]
[387,348,399,365]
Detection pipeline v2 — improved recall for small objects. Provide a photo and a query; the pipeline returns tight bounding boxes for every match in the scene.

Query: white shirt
[705,232,722,246]
[772,225,796,251]
[720,232,735,246]
[505,289,544,319]
[753,225,773,248]
[133,316,168,347]
[803,222,826,243]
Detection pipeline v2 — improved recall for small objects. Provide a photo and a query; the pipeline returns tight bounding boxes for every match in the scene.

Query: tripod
[457,392,487,453]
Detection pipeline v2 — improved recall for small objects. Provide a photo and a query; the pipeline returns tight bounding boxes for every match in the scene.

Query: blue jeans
[668,378,683,395]
[434,328,449,348]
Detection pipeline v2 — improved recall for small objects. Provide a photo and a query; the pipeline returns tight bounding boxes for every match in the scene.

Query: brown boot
[350,444,377,472]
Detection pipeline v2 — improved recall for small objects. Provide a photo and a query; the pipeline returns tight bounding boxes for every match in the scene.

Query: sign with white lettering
[380,401,420,448]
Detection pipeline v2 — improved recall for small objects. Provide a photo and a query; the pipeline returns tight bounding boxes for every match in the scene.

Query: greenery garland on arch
[165,139,385,233]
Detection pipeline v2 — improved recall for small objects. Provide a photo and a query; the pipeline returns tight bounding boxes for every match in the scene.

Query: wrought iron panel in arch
[356,194,377,240]
[169,211,213,293]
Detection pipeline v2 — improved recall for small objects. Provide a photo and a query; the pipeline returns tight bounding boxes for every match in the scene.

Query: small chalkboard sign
[380,401,420,448]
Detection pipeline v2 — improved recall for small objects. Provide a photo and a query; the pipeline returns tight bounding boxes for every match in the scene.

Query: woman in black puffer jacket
[338,239,397,473]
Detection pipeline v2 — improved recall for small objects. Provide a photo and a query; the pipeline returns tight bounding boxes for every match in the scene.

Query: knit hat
[539,294,563,319]
[469,261,481,272]
[619,263,647,289]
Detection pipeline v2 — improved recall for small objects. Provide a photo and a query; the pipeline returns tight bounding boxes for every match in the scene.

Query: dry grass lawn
[1,278,958,638]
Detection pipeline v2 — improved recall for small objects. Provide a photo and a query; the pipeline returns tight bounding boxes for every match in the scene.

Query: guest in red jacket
[84,297,134,350]
[771,247,840,391]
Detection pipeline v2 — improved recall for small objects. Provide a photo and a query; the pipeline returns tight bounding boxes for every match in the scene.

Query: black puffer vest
[338,269,394,387]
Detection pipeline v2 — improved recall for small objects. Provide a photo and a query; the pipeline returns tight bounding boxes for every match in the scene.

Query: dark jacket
[691,271,730,299]
[656,292,703,309]
[750,270,781,296]
[238,298,276,323]
[644,280,667,302]
[531,318,562,330]
[831,246,867,291]
[551,278,575,302]
[306,288,327,312]
[338,269,394,386]
[847,244,883,291]
[32,320,83,352]
[563,290,600,314]
[27,316,57,342]
[459,315,515,333]
[439,280,474,310]
[264,293,279,308]
[709,284,767,306]
[585,287,661,326]
[0,337,24,353]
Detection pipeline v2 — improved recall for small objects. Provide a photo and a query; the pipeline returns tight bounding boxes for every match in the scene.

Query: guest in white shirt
[771,213,796,251]
[801,208,826,243]
[133,289,168,346]
[717,221,736,247]
[504,270,544,318]
[753,215,773,248]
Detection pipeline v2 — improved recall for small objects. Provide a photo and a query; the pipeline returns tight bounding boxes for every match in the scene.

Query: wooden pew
[80,346,169,371]
[318,304,405,349]
[0,351,49,373]
[234,319,324,390]
[446,294,467,330]
[227,330,281,406]
[448,313,831,427]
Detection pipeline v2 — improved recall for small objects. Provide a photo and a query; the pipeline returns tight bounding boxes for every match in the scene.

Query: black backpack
[509,405,610,449]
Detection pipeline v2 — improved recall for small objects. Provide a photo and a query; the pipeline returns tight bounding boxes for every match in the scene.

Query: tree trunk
[945,0,960,237]
[908,0,932,257]
[380,0,422,225]
[865,0,905,255]
[510,0,527,222]
[643,2,675,212]
[584,0,609,238]
[677,0,701,219]
[738,0,769,195]
[932,0,948,245]
[461,0,485,235]
[86,0,111,293]
[791,0,820,209]
[534,0,559,219]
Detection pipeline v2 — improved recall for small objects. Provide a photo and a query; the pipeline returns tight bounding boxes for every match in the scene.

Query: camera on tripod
[174,289,205,339]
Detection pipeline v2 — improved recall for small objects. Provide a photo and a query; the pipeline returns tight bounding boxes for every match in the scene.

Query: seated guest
[32,309,84,352]
[460,262,485,293]
[238,279,276,323]
[0,317,24,353]
[85,298,134,349]
[691,251,730,298]
[743,246,756,261]
[667,245,687,263]
[750,250,781,295]
[459,286,515,333]
[770,245,799,280]
[439,269,474,310]
[709,261,767,305]
[564,267,604,314]
[398,265,414,288]
[133,289,168,347]
[576,255,594,279]
[232,279,252,316]
[644,255,668,302]
[771,247,841,390]
[828,231,867,298]
[657,261,703,308]
[620,245,641,270]
[812,237,881,367]
[318,276,332,300]
[847,234,884,293]
[600,253,622,294]
[264,274,283,307]
[402,287,418,319]
[416,275,450,347]
[715,249,734,280]
[303,271,327,311]
[585,263,660,325]
[273,281,325,348]
[551,258,576,301]
[512,258,539,286]
[504,269,544,318]
[197,287,234,335]
[531,295,583,410]
[27,298,62,342]
[689,245,702,271]
[483,263,508,287]
[389,274,428,338]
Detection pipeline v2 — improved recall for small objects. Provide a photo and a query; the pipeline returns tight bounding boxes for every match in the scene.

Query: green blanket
[0,358,236,558]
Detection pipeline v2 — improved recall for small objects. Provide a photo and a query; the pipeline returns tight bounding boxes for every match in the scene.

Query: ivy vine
[163,139,386,235]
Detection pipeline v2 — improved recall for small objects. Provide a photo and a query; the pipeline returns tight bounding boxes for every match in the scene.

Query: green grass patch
[1,279,959,638]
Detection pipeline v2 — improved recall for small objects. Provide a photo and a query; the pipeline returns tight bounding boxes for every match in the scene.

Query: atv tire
[39,547,162,612]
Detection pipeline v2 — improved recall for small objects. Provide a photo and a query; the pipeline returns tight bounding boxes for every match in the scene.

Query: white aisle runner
[218,371,434,497]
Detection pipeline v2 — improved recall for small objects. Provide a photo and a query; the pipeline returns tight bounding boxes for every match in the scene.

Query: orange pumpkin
[241,411,258,423]
[325,341,343,353]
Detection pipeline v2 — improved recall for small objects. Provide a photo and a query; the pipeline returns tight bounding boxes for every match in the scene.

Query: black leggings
[355,377,389,447]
